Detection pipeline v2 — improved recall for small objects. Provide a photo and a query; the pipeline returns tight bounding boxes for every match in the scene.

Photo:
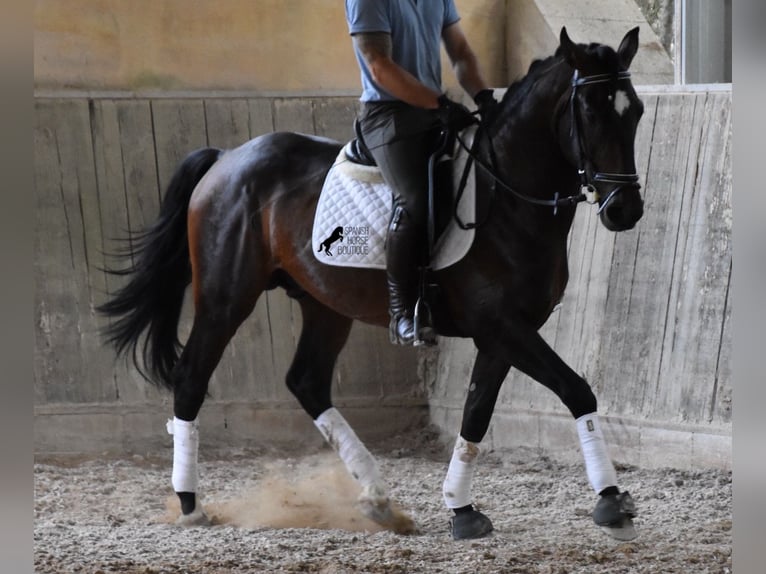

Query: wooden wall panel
[34,99,114,404]
[248,99,275,138]
[204,99,251,149]
[656,92,732,424]
[151,99,208,194]
[313,97,360,143]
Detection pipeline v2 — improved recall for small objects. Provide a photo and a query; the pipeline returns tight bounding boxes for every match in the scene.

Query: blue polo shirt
[345,0,460,102]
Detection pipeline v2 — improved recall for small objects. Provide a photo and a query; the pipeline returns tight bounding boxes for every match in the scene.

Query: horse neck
[491,64,574,192]
[480,64,579,238]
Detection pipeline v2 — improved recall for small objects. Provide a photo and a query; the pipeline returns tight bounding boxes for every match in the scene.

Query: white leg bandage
[167,417,200,493]
[314,408,386,499]
[442,435,480,509]
[576,413,618,494]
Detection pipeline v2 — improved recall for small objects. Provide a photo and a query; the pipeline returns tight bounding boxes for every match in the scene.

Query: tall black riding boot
[387,274,416,345]
[387,274,437,346]
[386,205,418,345]
[385,205,436,346]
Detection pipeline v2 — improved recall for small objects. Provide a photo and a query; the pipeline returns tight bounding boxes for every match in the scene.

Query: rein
[452,68,639,228]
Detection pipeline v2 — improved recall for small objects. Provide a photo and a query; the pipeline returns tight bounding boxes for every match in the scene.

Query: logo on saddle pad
[317,225,371,257]
[317,226,344,256]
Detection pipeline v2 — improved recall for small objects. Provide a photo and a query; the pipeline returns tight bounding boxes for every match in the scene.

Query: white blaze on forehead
[614,90,630,116]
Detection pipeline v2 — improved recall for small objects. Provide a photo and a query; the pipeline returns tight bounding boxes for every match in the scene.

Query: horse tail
[98,147,222,390]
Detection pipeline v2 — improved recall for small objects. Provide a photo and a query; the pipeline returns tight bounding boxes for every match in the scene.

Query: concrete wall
[430,85,732,471]
[34,0,670,95]
[505,0,674,84]
[34,0,509,93]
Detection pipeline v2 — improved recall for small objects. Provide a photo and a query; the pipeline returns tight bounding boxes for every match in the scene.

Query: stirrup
[413,297,437,347]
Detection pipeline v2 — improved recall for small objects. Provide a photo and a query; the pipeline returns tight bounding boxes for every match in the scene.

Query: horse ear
[617,27,640,69]
[559,27,587,70]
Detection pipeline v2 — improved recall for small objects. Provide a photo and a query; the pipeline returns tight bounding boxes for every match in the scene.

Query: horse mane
[498,41,622,112]
[498,53,563,111]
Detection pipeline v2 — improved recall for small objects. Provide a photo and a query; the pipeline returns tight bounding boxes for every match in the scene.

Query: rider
[345,0,497,346]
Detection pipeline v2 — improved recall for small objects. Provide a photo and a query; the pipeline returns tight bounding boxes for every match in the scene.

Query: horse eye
[581,98,599,117]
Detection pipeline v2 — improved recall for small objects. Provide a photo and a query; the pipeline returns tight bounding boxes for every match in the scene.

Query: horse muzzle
[597,183,644,231]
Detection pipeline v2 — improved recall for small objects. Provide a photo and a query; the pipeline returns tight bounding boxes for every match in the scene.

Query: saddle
[343,117,456,248]
[345,119,377,167]
[312,123,475,270]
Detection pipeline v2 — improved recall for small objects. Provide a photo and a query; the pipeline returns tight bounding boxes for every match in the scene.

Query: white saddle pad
[312,142,475,270]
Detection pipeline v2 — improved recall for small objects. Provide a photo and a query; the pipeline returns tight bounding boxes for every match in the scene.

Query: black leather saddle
[344,118,377,166]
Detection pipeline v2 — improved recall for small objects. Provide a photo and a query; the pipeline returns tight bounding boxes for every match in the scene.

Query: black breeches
[359,102,442,299]
[359,101,441,225]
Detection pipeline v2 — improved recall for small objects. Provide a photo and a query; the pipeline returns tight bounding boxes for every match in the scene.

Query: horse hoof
[600,518,638,541]
[175,506,210,527]
[593,491,638,541]
[449,509,494,540]
[358,497,417,535]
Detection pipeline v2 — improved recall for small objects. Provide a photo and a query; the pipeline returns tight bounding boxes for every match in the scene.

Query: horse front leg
[480,327,638,541]
[442,350,510,539]
[287,295,416,534]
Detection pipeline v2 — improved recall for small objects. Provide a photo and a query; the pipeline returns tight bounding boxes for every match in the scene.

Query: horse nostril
[600,196,642,231]
[605,205,623,227]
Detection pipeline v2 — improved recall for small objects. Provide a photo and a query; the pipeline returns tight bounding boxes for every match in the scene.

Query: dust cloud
[165,454,385,532]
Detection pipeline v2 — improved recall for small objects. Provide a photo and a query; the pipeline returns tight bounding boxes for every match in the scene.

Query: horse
[98,27,645,541]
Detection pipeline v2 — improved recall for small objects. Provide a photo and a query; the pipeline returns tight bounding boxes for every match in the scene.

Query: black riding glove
[473,89,498,123]
[436,94,477,132]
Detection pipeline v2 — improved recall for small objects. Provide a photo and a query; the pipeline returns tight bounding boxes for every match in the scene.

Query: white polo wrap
[442,435,480,509]
[314,408,385,496]
[167,417,200,493]
[576,413,618,494]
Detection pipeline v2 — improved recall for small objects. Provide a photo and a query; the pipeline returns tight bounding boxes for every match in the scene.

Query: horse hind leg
[286,294,416,534]
[168,206,264,526]
[167,305,257,526]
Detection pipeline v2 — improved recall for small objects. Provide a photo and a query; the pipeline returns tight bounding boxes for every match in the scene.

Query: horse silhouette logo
[317,226,344,256]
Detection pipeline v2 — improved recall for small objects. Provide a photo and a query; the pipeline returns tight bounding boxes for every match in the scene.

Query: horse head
[558,27,645,231]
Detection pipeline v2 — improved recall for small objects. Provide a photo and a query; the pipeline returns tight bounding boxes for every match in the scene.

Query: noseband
[569,70,640,214]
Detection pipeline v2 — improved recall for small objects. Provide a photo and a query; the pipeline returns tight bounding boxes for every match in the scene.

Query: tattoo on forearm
[353,32,392,65]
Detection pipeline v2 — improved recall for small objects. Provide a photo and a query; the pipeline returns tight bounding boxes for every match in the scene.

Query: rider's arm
[352,32,442,110]
[441,21,490,100]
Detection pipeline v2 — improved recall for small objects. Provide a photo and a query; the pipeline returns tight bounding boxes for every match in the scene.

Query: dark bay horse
[99,27,645,540]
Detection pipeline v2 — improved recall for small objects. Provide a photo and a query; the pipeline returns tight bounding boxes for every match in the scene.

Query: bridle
[452,67,641,228]
[569,70,641,214]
